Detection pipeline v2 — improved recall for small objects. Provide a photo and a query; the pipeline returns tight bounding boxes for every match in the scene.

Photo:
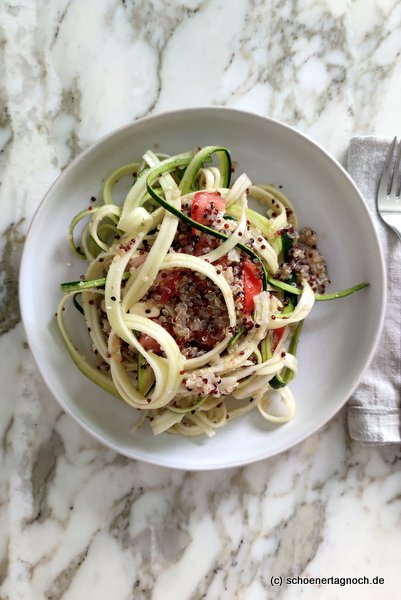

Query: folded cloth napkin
[347,136,401,444]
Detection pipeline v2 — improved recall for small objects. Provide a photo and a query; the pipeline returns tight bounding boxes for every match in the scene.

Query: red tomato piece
[242,258,263,314]
[139,321,175,354]
[191,191,225,234]
[271,326,286,351]
[139,334,161,353]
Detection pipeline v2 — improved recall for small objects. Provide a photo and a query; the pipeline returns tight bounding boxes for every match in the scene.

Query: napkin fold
[347,136,401,444]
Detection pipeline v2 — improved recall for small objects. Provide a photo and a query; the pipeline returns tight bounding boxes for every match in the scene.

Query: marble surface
[1,0,401,598]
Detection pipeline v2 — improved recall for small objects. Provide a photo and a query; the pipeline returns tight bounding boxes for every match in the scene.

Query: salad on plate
[57,146,368,437]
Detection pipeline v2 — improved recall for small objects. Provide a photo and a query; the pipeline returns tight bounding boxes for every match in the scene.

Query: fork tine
[377,136,397,200]
[392,138,401,199]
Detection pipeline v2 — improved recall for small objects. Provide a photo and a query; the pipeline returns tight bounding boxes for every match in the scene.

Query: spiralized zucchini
[57,146,368,437]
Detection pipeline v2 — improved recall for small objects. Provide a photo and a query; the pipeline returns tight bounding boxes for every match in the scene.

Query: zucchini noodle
[57,146,369,438]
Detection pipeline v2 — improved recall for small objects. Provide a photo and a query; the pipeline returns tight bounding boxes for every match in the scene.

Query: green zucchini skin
[60,272,130,293]
[266,275,369,301]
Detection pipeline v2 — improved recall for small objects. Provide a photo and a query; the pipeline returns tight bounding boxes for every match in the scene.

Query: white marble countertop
[1,1,401,599]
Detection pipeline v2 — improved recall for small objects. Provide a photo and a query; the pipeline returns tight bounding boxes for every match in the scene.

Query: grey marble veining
[1,1,401,598]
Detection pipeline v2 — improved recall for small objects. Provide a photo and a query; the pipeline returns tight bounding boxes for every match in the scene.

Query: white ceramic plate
[20,108,385,470]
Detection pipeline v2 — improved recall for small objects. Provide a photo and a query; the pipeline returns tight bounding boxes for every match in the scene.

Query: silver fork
[376,136,401,241]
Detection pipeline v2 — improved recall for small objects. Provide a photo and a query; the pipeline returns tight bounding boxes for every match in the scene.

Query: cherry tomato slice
[271,326,286,351]
[243,258,263,314]
[139,321,175,355]
[139,334,161,353]
[191,191,225,234]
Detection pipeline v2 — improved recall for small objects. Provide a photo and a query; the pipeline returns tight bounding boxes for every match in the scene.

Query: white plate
[20,108,385,470]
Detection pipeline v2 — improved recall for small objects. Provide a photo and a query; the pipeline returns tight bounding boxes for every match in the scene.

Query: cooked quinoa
[277,226,330,294]
[142,219,257,358]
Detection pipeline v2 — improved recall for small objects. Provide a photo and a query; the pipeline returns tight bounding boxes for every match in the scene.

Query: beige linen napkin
[347,136,401,444]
